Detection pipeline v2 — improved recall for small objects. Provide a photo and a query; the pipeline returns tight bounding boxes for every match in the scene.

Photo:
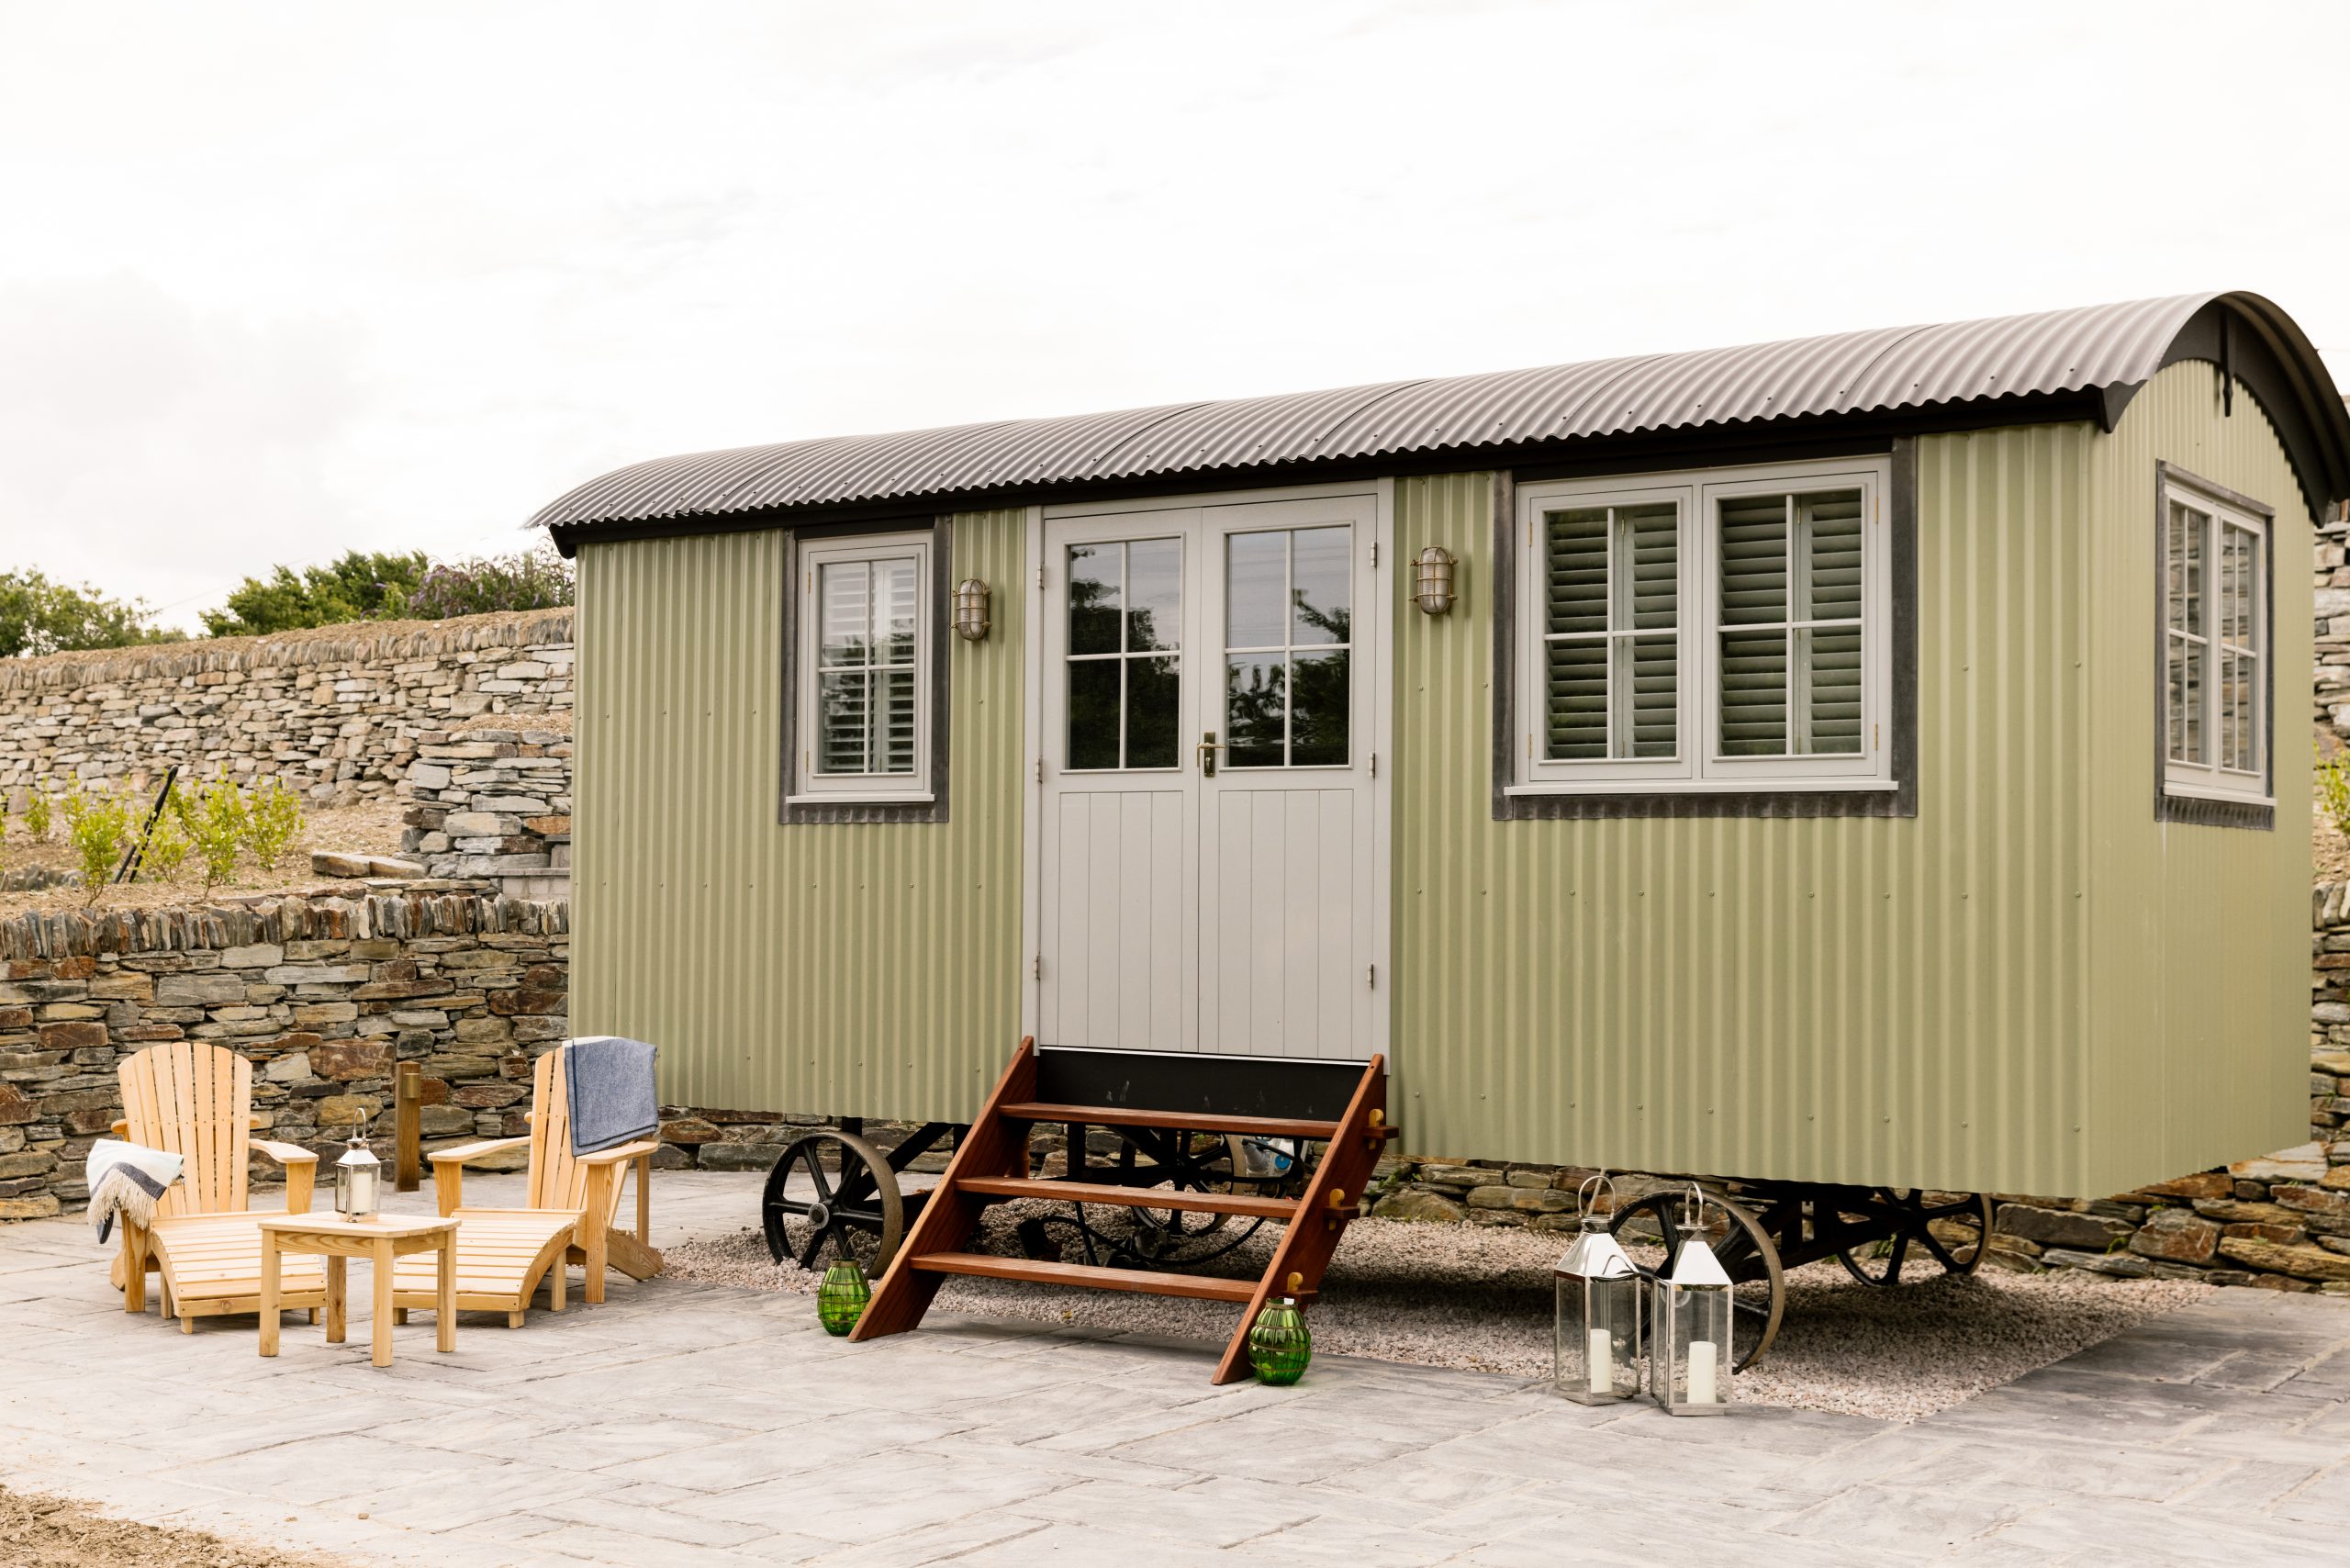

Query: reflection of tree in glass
[1225,658,1286,767]
[1068,569,1176,768]
[1291,650,1349,765]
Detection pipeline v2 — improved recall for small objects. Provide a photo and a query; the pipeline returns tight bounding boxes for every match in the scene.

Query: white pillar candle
[1586,1328,1612,1394]
[1685,1338,1718,1405]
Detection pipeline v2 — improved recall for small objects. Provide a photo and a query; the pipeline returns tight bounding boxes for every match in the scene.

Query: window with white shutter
[794,532,934,801]
[1515,459,1891,796]
[2159,474,2269,808]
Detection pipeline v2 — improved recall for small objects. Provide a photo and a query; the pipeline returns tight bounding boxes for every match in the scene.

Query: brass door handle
[1196,731,1223,778]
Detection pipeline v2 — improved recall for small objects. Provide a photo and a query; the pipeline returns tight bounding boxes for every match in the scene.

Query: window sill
[2159,784,2273,809]
[1505,778,1897,798]
[785,790,936,806]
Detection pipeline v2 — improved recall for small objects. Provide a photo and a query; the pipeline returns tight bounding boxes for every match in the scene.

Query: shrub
[61,786,134,906]
[199,550,430,637]
[0,568,179,656]
[2320,742,2350,837]
[136,798,192,882]
[23,789,50,843]
[175,778,249,895]
[398,545,574,621]
[242,778,303,872]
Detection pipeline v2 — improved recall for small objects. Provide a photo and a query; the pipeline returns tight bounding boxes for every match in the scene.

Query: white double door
[1034,491,1384,1059]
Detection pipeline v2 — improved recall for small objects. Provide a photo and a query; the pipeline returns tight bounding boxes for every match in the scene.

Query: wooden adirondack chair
[111,1041,330,1330]
[394,1046,662,1327]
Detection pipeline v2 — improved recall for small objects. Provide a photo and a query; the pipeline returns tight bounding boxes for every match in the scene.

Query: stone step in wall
[0,888,568,1219]
[398,718,572,893]
[0,610,572,807]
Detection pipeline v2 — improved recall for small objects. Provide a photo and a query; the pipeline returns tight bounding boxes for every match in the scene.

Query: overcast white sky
[4,0,2346,633]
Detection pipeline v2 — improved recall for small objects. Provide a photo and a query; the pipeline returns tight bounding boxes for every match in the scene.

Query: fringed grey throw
[564,1036,660,1156]
[85,1138,183,1245]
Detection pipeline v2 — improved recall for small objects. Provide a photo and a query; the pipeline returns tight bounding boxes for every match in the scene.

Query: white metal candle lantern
[1651,1184,1733,1415]
[1551,1172,1642,1404]
[333,1130,382,1222]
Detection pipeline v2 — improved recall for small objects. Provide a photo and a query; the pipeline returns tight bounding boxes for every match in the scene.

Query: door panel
[1037,494,1377,1059]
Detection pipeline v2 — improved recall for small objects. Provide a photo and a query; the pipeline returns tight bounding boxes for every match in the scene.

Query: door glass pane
[1290,649,1349,766]
[1226,532,1287,649]
[818,562,871,667]
[1126,655,1181,768]
[1290,527,1351,645]
[1067,659,1121,770]
[1225,655,1285,767]
[1069,543,1122,656]
[1127,539,1181,653]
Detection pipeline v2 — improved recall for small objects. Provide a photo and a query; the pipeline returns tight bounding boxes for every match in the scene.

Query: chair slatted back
[118,1042,252,1218]
[523,1047,627,1220]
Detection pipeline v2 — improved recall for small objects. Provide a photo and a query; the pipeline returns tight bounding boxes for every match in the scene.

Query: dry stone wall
[399,722,573,895]
[0,610,573,807]
[0,887,567,1219]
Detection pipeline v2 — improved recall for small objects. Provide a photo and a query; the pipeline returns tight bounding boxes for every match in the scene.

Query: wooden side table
[257,1215,458,1368]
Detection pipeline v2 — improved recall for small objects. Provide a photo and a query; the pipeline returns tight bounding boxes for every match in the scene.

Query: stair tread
[957,1176,1299,1219]
[1000,1102,1339,1140]
[907,1250,1260,1302]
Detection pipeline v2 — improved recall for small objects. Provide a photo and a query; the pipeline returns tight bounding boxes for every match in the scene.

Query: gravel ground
[0,1484,338,1568]
[668,1204,2211,1421]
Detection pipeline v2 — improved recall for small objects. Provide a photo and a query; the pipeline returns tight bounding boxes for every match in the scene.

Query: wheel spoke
[1883,1231,1909,1284]
[794,1226,827,1271]
[1916,1227,1966,1273]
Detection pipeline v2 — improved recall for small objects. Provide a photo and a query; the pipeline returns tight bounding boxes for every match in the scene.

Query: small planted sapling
[62,785,134,906]
[24,788,50,843]
[138,801,192,882]
[177,778,249,896]
[242,778,303,872]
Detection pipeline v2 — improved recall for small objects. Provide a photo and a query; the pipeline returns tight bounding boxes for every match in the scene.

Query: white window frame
[2160,476,2270,806]
[789,531,934,803]
[1511,457,1894,796]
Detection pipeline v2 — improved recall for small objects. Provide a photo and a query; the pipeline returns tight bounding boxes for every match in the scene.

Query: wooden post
[395,1062,421,1193]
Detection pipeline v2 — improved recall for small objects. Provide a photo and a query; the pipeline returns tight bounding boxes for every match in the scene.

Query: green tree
[199,549,431,637]
[0,569,178,657]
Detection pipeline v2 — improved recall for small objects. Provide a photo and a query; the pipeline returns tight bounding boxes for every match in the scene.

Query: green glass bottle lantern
[1248,1296,1312,1385]
[817,1260,870,1336]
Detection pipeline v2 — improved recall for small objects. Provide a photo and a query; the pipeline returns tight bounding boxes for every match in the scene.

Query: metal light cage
[953,577,992,641]
[1552,1172,1642,1404]
[1413,546,1456,615]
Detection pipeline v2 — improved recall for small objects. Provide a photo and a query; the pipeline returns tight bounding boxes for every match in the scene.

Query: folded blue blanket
[564,1036,660,1156]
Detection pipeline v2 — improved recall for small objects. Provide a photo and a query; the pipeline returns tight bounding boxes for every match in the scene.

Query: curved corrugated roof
[539,291,2350,543]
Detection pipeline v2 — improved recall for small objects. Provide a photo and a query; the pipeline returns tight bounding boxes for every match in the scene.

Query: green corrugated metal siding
[2086,362,2312,1191]
[1393,438,2102,1195]
[570,511,1026,1121]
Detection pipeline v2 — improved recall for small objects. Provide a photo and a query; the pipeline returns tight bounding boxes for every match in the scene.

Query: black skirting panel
[1033,1047,1370,1124]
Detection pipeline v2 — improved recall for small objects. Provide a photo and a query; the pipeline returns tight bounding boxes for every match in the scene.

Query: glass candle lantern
[1552,1172,1641,1404]
[1248,1296,1313,1385]
[817,1260,871,1335]
[1651,1185,1734,1416]
[333,1131,381,1223]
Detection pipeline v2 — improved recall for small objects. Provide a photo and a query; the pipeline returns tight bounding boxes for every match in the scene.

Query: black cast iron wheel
[1835,1190,1994,1287]
[761,1129,905,1277]
[1607,1188,1785,1372]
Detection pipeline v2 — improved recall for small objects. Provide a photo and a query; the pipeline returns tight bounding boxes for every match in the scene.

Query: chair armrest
[429,1137,530,1217]
[110,1119,129,1139]
[252,1139,319,1214]
[574,1139,661,1166]
[427,1137,530,1167]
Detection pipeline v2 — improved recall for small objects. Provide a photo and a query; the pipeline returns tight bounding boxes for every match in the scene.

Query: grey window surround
[778,517,953,826]
[1491,441,1920,822]
[2153,462,2274,833]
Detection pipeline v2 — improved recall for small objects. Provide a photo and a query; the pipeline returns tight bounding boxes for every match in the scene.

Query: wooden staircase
[851,1038,1394,1383]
